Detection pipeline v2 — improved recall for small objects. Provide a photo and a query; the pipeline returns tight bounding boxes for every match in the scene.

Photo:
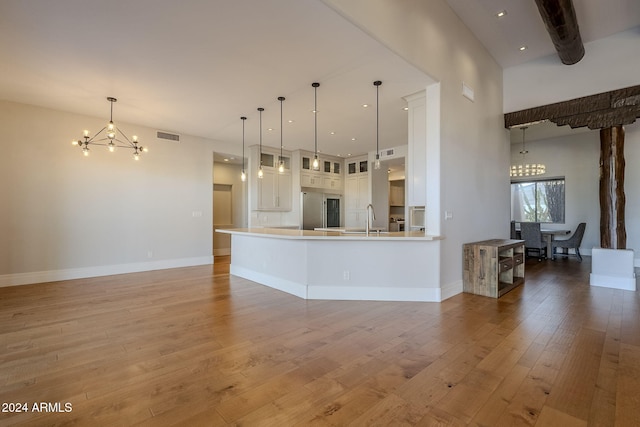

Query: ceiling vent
[379,148,395,158]
[156,131,180,142]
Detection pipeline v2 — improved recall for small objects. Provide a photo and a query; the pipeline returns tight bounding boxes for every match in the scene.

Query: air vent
[156,131,180,142]
[380,148,395,158]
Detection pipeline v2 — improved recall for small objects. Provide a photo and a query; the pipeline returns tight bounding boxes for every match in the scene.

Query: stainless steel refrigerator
[301,192,341,230]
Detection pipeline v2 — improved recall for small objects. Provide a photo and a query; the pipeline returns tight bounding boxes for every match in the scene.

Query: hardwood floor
[0,256,638,426]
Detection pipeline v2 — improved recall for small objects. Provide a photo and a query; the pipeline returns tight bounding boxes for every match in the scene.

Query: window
[511,178,565,223]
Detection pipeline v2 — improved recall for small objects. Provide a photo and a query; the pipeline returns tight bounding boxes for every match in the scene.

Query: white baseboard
[230,265,445,302]
[590,274,637,291]
[0,256,214,288]
[307,285,442,302]
[440,279,463,301]
[230,265,308,299]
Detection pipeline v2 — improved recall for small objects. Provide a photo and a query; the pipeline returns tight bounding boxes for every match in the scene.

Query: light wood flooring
[0,256,639,426]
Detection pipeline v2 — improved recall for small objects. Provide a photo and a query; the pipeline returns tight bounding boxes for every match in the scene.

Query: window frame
[510,177,566,224]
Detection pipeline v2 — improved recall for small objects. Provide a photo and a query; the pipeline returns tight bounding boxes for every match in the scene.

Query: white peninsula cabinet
[250,146,292,211]
[344,155,369,228]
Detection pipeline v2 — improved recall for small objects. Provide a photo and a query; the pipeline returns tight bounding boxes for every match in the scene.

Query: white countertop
[216,227,441,241]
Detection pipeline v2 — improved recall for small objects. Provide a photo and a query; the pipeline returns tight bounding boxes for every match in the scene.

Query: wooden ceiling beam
[534,0,585,65]
[504,85,640,129]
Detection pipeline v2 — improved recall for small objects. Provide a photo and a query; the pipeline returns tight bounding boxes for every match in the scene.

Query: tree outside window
[511,179,565,223]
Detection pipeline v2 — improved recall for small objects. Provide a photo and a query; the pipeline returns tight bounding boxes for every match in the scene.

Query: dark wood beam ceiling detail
[534,0,585,65]
[504,85,640,129]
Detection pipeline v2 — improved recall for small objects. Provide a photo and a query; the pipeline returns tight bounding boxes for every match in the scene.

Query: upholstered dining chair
[552,222,586,261]
[520,222,547,260]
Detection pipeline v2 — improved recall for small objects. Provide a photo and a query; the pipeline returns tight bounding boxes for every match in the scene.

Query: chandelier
[510,126,545,177]
[71,97,146,160]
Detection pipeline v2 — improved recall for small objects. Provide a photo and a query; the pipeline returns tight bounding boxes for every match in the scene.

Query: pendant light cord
[376,83,379,156]
[241,116,246,171]
[312,83,320,158]
[258,107,264,166]
[278,96,285,163]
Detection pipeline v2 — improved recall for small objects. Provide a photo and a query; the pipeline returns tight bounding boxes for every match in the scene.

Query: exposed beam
[534,0,585,65]
[504,85,640,129]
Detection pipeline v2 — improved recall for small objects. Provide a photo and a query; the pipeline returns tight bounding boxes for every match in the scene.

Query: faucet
[366,203,376,236]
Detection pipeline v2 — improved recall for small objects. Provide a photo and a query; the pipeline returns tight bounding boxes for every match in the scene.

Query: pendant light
[373,80,382,170]
[257,107,264,179]
[278,96,285,173]
[510,127,546,177]
[240,116,247,182]
[312,82,320,170]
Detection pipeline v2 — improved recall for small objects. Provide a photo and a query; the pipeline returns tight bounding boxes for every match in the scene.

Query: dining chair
[552,222,586,261]
[520,222,547,260]
[510,221,518,239]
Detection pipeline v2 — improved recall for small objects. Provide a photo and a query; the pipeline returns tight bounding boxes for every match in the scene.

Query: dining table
[540,228,571,258]
[514,225,571,258]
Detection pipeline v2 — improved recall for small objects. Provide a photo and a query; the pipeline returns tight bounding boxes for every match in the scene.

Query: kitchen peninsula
[216,228,445,302]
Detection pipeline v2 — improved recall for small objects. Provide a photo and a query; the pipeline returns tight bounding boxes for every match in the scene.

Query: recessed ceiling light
[288,120,294,123]
[496,10,507,18]
[311,109,317,113]
[403,107,409,111]
[330,131,335,135]
[351,137,357,141]
[267,128,274,131]
[347,153,352,157]
[223,158,229,162]
[337,154,342,157]
[362,104,369,108]
[519,45,527,51]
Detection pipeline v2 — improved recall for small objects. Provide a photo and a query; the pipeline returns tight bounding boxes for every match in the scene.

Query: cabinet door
[345,210,362,228]
[345,177,359,210]
[356,175,369,209]
[258,170,276,210]
[277,173,292,210]
[347,162,357,175]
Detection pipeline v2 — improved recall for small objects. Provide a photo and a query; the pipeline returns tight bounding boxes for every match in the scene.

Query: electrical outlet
[147,251,153,258]
[343,270,350,280]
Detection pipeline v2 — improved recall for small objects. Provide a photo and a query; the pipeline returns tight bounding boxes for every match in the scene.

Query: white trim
[0,256,213,288]
[590,274,636,291]
[307,285,441,302]
[231,265,308,299]
[230,264,443,302]
[440,279,463,301]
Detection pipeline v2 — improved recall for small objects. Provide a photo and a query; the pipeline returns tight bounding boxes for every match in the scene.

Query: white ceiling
[0,0,433,159]
[1,0,638,154]
[445,0,640,68]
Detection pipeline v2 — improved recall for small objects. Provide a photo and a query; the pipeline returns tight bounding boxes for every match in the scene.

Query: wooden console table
[463,239,525,298]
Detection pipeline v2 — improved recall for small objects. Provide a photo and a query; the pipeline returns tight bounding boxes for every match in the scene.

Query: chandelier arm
[84,126,108,143]
[116,127,136,147]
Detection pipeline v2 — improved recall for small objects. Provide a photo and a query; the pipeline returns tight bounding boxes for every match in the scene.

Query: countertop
[216,227,442,241]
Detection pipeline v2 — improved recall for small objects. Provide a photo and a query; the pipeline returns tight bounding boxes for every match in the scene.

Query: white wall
[511,121,640,262]
[504,27,640,113]
[0,100,238,286]
[323,0,509,290]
